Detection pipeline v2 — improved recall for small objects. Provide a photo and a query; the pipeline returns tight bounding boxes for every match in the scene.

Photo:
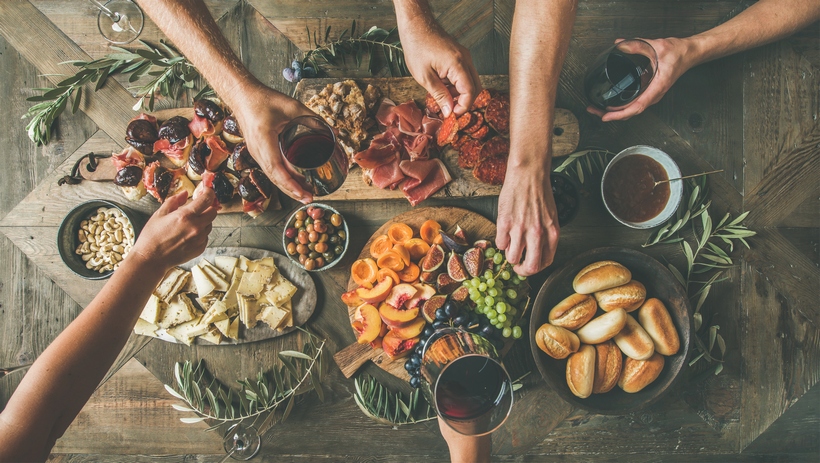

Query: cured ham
[369,153,405,189]
[399,159,452,206]
[204,136,230,171]
[112,146,145,170]
[153,136,191,165]
[189,114,215,139]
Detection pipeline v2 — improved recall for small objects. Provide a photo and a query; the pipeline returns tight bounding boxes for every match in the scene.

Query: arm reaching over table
[496,0,577,276]
[588,0,820,121]
[439,417,492,463]
[393,0,482,117]
[0,190,218,461]
[139,0,315,203]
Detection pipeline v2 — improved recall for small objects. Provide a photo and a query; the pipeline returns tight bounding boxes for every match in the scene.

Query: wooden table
[0,1,817,460]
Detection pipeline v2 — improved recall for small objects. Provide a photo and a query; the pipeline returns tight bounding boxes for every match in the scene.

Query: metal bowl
[57,200,145,280]
[282,203,349,272]
[529,247,692,414]
[601,145,683,229]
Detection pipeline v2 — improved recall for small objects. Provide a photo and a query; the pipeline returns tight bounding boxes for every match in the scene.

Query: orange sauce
[603,154,670,223]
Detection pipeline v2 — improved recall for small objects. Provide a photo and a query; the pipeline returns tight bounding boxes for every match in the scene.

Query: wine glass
[278,116,349,197]
[221,423,261,461]
[89,0,144,44]
[584,39,658,110]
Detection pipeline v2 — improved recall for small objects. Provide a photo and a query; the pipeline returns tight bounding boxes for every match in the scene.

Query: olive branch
[164,329,326,433]
[301,21,408,77]
[551,148,616,184]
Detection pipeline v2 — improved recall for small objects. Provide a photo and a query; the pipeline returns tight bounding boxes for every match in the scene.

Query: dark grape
[291,59,302,71]
[405,359,415,373]
[481,325,496,338]
[443,300,459,319]
[422,326,435,338]
[453,315,468,327]
[418,337,427,349]
[469,313,480,327]
[410,355,421,367]
[414,344,424,356]
[409,376,421,388]
[435,308,448,321]
[432,320,447,330]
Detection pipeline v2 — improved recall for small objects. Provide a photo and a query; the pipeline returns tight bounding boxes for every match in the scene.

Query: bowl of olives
[283,203,349,272]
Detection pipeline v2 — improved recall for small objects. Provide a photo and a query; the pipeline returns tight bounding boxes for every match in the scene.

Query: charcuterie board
[332,206,496,380]
[294,75,580,202]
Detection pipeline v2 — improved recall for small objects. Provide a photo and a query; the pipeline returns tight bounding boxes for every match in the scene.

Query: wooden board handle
[79,156,117,182]
[333,342,381,378]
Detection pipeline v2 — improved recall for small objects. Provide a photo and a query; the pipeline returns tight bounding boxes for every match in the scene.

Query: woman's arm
[0,189,218,461]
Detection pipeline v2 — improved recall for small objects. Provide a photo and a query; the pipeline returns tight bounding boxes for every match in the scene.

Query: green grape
[497,313,507,323]
[493,253,503,265]
[495,280,505,290]
[512,326,523,339]
[468,288,479,298]
[483,270,493,281]
[486,278,495,288]
[495,322,505,330]
[478,282,487,292]
[470,293,480,302]
[501,270,511,280]
[486,309,498,319]
[462,280,470,288]
[471,277,481,287]
[502,327,512,338]
[507,307,517,317]
[506,289,518,299]
[489,317,498,325]
[511,276,521,285]
[484,296,495,307]
[487,288,498,298]
[485,248,496,258]
[496,302,507,314]
[474,306,483,314]
[482,304,492,314]
[518,274,527,281]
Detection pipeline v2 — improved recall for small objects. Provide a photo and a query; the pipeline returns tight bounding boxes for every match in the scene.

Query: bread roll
[576,308,627,344]
[594,280,646,312]
[549,293,597,330]
[535,324,580,359]
[573,261,632,294]
[566,344,596,398]
[613,314,655,360]
[618,352,665,393]
[592,340,623,394]
[637,298,680,356]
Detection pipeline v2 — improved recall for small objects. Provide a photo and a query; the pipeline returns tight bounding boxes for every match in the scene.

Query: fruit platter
[334,207,532,384]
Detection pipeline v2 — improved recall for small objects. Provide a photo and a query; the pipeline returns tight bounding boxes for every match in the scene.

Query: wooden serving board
[294,76,581,202]
[151,246,317,345]
[332,207,496,380]
[76,107,280,214]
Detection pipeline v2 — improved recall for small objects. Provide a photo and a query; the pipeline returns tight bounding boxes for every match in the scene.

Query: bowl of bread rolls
[529,247,692,414]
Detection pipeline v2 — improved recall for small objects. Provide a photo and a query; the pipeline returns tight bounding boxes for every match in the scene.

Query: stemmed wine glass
[584,39,658,110]
[89,0,144,44]
[220,423,261,461]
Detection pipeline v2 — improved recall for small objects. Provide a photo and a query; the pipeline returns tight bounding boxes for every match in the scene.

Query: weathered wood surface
[294,76,581,202]
[0,0,815,460]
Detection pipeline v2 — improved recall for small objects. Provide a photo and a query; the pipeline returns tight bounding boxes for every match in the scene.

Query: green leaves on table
[164,328,326,434]
[22,40,210,146]
[302,21,408,77]
[353,374,436,426]
[552,148,616,184]
[644,177,711,247]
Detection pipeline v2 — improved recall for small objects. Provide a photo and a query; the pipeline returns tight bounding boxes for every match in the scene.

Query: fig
[114,165,143,187]
[223,115,242,138]
[158,116,191,144]
[421,244,445,273]
[440,231,469,254]
[419,271,438,285]
[194,99,225,122]
[188,140,208,175]
[212,172,236,204]
[473,239,492,250]
[446,252,468,282]
[125,119,158,155]
[422,295,447,323]
[230,142,257,171]
[453,225,468,243]
[153,166,174,200]
[238,176,261,202]
[462,247,484,278]
[436,273,460,294]
[249,168,274,199]
[451,286,470,303]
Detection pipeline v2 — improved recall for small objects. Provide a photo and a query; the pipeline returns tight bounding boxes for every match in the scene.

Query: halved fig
[473,239,492,250]
[223,115,242,138]
[238,168,274,201]
[212,172,236,204]
[194,99,225,122]
[451,286,470,303]
[419,271,438,285]
[462,247,484,278]
[436,273,460,294]
[422,295,447,323]
[114,165,143,187]
[230,142,257,171]
[421,244,445,273]
[154,167,174,201]
[447,252,468,282]
[440,231,469,254]
[188,140,208,176]
[453,225,468,243]
[125,119,158,155]
[158,116,191,144]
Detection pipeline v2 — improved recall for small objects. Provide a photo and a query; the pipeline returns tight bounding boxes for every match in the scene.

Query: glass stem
[90,0,120,22]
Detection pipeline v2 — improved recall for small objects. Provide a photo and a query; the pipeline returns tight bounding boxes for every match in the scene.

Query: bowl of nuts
[58,200,145,279]
[283,203,349,272]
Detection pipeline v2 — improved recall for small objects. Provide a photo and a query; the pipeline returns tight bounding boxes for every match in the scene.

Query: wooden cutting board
[332,206,496,380]
[294,75,581,202]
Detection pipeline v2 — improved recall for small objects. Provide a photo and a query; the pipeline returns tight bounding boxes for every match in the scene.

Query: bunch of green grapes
[462,247,529,339]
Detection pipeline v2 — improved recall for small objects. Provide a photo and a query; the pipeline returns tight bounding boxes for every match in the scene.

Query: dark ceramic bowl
[551,172,581,227]
[529,247,692,414]
[58,200,146,280]
[282,203,349,272]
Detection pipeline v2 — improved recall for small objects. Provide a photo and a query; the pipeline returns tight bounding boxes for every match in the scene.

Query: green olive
[305,217,313,225]
[329,235,340,244]
[315,257,326,268]
[307,242,316,251]
[293,219,303,229]
[330,213,343,227]
[326,225,336,235]
[323,250,336,261]
[295,210,307,221]
[304,258,316,271]
[286,242,298,255]
[337,230,346,241]
[318,233,329,243]
[309,251,320,260]
[334,245,344,256]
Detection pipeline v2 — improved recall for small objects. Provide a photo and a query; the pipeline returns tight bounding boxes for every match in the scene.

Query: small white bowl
[601,145,682,229]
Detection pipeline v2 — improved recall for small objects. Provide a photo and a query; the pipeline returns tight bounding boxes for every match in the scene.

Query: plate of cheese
[133,246,316,345]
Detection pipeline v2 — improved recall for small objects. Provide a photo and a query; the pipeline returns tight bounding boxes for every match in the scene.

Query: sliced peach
[352,304,382,344]
[341,289,364,307]
[379,302,420,328]
[405,238,431,261]
[382,331,420,359]
[390,317,426,340]
[385,283,418,309]
[406,283,436,309]
[377,267,401,285]
[398,262,421,283]
[392,244,411,266]
[355,276,394,304]
[370,338,383,349]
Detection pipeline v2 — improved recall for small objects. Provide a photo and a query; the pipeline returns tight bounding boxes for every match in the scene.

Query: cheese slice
[168,271,192,300]
[155,267,187,301]
[237,271,267,297]
[281,300,294,328]
[209,311,229,324]
[258,304,288,330]
[246,257,275,273]
[214,256,239,277]
[200,264,229,292]
[254,264,276,284]
[191,265,216,298]
[157,293,196,328]
[238,294,261,328]
[226,317,240,340]
[238,256,251,271]
[166,316,208,345]
[198,259,227,279]
[264,277,297,305]
[222,268,244,310]
[199,327,222,345]
[134,318,160,337]
[202,300,229,325]
[213,317,231,337]
[140,294,162,324]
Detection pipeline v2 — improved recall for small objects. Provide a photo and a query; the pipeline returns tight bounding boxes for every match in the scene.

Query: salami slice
[473,153,508,185]
[425,93,441,115]
[452,135,470,151]
[436,113,460,147]
[457,139,483,169]
[478,136,510,161]
[468,124,490,141]
[456,112,474,131]
[484,93,510,136]
[461,111,484,133]
[473,89,492,109]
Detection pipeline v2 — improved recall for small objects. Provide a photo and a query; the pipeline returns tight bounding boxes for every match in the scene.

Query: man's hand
[395,2,481,117]
[131,188,219,269]
[496,166,560,276]
[587,38,695,122]
[230,83,316,203]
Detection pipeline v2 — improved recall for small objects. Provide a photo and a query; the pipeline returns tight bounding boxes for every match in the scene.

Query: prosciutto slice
[112,146,145,170]
[370,153,405,189]
[400,159,452,206]
[204,136,230,171]
[153,135,191,164]
[189,113,215,139]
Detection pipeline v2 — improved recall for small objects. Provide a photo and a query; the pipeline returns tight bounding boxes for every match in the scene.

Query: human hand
[438,417,491,463]
[496,166,560,276]
[400,17,481,117]
[229,83,316,203]
[587,37,696,122]
[130,188,219,270]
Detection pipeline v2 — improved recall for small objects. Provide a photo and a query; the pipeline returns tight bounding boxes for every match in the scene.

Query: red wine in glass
[436,356,508,420]
[284,133,335,169]
[279,116,348,196]
[584,39,657,110]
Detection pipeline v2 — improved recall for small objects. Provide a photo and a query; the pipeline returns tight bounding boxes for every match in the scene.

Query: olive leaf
[353,373,435,427]
[552,148,616,184]
[644,177,711,247]
[301,21,408,77]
